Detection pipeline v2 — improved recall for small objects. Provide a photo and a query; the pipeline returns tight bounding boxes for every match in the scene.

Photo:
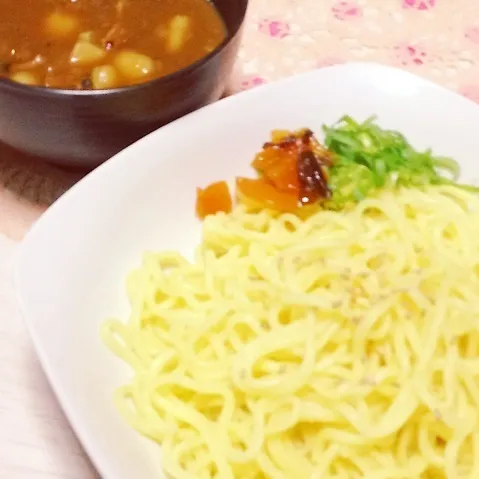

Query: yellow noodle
[102,185,479,478]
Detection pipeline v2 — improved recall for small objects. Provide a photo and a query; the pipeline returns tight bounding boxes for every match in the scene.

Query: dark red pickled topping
[297,150,331,203]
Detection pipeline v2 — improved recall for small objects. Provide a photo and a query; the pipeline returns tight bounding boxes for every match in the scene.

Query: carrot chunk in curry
[196,181,233,219]
[0,0,226,89]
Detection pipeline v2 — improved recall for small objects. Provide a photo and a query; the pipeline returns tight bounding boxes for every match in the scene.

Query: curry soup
[0,0,226,89]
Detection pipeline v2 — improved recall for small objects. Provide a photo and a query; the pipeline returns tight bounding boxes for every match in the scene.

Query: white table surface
[0,235,98,478]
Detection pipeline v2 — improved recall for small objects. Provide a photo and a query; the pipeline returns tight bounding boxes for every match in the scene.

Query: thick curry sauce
[0,0,226,89]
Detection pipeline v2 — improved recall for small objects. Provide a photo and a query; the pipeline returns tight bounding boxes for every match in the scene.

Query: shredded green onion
[322,116,477,209]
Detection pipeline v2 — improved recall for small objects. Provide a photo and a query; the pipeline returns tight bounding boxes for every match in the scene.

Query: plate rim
[13,60,479,478]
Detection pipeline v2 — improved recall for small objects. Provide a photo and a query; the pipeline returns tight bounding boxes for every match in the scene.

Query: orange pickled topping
[236,177,298,213]
[252,146,287,172]
[252,147,299,193]
[196,181,232,219]
[263,155,299,193]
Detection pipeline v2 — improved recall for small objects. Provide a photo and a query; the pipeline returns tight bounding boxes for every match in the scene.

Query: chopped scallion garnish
[322,116,478,209]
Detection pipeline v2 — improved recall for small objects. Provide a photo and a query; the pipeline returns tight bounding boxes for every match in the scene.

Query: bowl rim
[0,0,249,98]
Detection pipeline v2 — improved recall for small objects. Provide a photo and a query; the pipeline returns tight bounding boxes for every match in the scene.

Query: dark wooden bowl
[0,0,248,168]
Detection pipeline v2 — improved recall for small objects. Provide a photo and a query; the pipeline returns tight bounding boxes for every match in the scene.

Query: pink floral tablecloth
[3,1,479,477]
[2,0,479,240]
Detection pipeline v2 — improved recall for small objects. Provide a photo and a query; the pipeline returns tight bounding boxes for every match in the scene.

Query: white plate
[14,62,479,479]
